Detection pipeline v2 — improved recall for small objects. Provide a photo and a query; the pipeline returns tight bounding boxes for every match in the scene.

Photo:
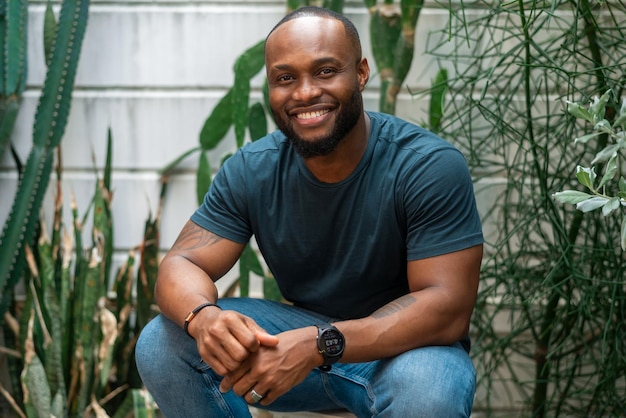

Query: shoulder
[367,112,466,173]
[368,112,459,157]
[221,130,289,171]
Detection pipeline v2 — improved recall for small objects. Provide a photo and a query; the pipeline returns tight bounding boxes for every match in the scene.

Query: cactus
[367,0,424,115]
[0,0,28,162]
[0,0,90,320]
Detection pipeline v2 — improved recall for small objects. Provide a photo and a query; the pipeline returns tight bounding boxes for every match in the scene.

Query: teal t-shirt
[191,112,483,319]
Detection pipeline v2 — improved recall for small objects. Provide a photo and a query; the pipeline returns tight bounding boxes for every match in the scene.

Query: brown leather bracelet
[183,302,222,337]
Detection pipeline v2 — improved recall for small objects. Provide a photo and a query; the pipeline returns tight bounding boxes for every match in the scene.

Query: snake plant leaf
[199,89,233,150]
[44,0,57,67]
[248,102,267,141]
[196,151,211,205]
[22,308,53,418]
[132,388,159,418]
[136,211,160,330]
[38,234,67,403]
[97,301,118,388]
[161,145,201,175]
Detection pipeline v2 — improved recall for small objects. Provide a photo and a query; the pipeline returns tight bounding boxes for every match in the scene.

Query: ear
[357,57,370,91]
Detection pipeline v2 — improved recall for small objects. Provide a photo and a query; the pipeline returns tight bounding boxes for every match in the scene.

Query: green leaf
[574,131,602,144]
[614,98,626,130]
[602,197,621,216]
[619,176,626,193]
[132,388,159,418]
[248,102,267,141]
[553,190,594,204]
[591,143,619,164]
[199,90,233,150]
[160,146,201,175]
[593,119,613,134]
[576,166,596,190]
[241,244,264,277]
[232,80,250,148]
[196,152,212,206]
[621,214,626,251]
[429,68,448,133]
[598,154,618,189]
[589,90,611,122]
[233,40,266,81]
[263,276,283,302]
[567,101,592,122]
[576,196,609,213]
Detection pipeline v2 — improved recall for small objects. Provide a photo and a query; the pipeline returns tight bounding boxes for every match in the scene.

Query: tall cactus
[0,0,90,320]
[366,0,423,115]
[0,0,28,163]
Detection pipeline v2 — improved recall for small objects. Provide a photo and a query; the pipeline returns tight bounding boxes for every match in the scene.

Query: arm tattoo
[371,294,416,319]
[172,223,223,252]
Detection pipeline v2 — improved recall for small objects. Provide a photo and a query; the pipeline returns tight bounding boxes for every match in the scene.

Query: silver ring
[250,389,264,403]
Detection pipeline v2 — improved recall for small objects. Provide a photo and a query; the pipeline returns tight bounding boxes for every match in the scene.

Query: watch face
[322,329,344,356]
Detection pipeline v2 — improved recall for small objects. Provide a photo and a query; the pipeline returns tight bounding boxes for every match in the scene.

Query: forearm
[155,254,220,328]
[334,289,473,364]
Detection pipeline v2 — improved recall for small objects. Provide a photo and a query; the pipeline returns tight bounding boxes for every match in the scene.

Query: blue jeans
[136,298,476,418]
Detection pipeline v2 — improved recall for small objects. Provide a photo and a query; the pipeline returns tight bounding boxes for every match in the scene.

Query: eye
[318,68,336,77]
[277,74,294,83]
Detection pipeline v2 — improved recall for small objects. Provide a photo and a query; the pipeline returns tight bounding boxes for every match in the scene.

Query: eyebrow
[271,56,344,71]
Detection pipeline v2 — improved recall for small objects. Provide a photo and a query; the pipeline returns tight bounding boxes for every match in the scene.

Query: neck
[303,112,370,183]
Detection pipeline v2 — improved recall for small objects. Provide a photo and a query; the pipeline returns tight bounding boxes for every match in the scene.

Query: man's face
[265,16,370,158]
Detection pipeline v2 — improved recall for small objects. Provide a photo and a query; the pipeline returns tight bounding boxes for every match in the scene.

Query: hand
[191,308,279,376]
[219,327,319,405]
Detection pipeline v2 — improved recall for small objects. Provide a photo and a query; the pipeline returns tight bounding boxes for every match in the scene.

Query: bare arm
[155,219,244,325]
[222,244,482,406]
[155,220,279,375]
[336,244,483,362]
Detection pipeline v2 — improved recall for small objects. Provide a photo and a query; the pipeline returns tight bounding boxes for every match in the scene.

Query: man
[136,6,483,418]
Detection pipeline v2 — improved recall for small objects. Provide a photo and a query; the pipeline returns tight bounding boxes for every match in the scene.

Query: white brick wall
[1,1,456,259]
[0,1,517,414]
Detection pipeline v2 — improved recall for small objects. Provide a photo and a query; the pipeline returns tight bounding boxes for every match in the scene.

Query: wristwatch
[316,324,345,372]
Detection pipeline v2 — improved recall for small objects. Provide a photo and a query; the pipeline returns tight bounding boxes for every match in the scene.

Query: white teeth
[297,110,329,120]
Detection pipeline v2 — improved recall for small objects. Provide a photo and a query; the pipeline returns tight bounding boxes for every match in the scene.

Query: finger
[243,319,279,348]
[219,365,250,393]
[256,331,279,347]
[246,387,267,405]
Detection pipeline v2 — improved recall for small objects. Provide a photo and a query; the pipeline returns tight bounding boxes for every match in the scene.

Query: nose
[292,77,322,102]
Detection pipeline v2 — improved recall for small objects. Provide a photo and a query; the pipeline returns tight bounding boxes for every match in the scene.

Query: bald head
[266,6,362,60]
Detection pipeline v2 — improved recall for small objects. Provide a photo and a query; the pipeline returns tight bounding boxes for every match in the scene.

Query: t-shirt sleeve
[404,147,483,260]
[190,151,252,244]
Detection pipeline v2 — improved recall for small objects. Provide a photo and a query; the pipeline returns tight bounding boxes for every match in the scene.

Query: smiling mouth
[296,109,330,120]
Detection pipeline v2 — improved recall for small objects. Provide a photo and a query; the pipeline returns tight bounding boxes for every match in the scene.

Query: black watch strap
[316,324,345,372]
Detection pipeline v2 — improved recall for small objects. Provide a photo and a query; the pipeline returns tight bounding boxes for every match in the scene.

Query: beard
[274,87,363,159]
